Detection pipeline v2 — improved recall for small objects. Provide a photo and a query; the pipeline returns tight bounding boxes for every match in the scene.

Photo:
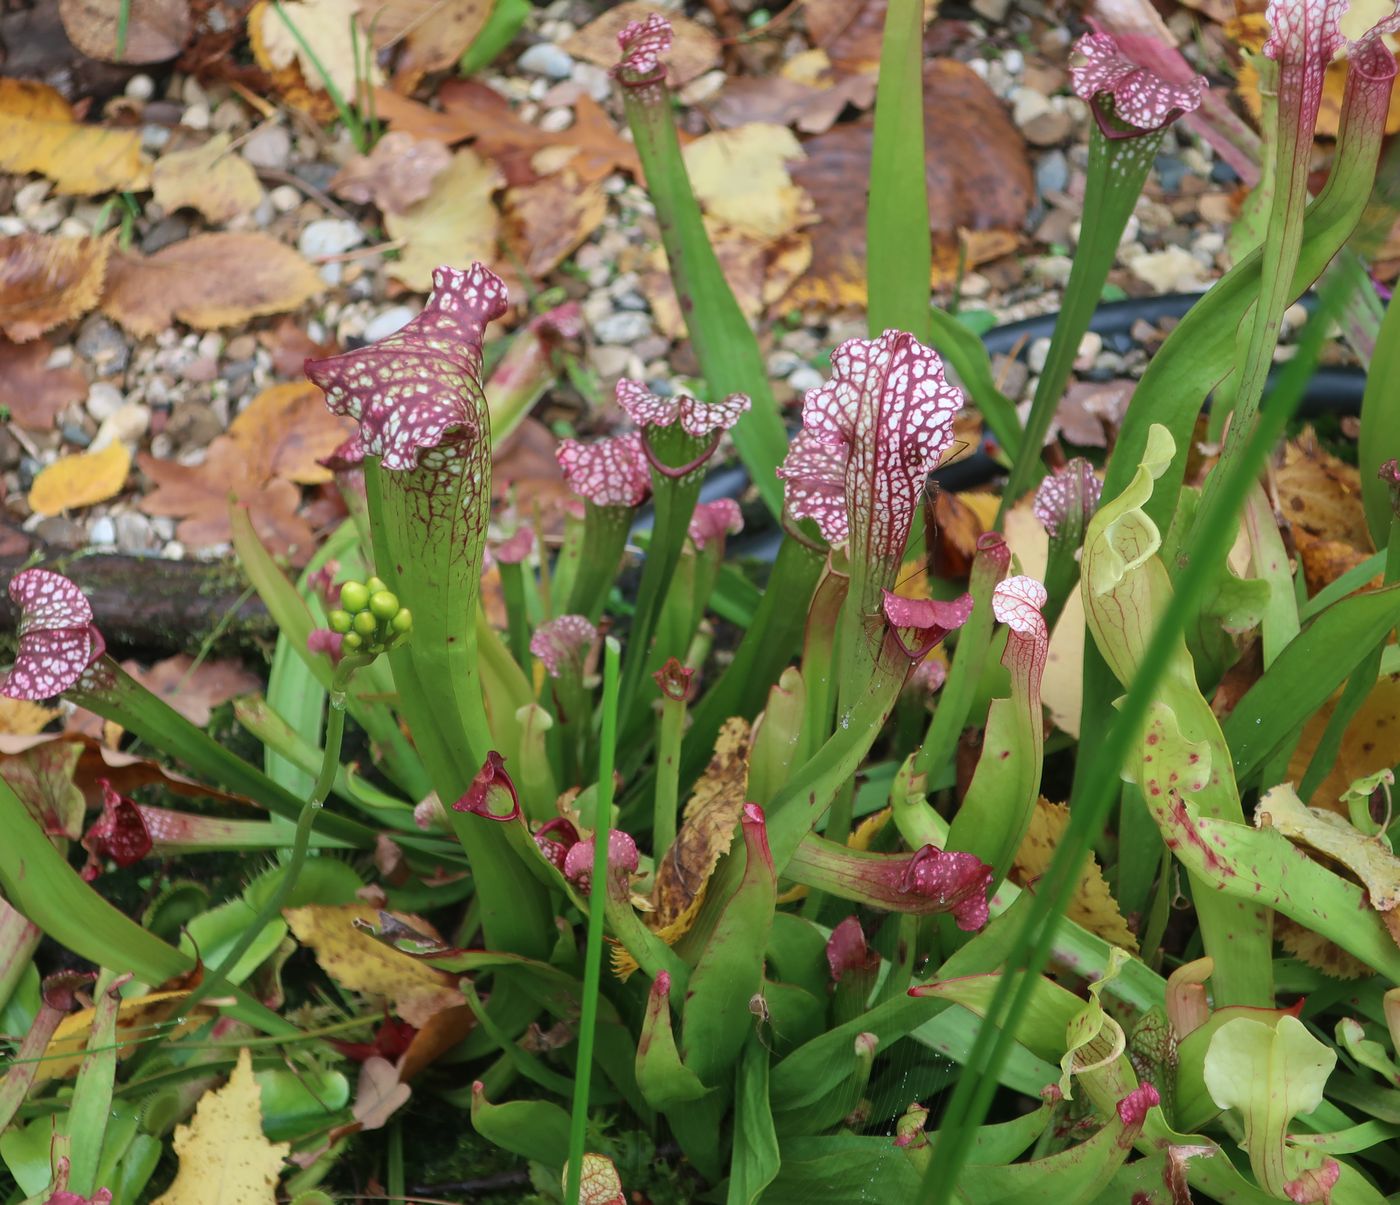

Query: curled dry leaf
[102,233,322,337]
[0,232,112,343]
[683,123,815,242]
[27,442,131,516]
[566,1,721,83]
[151,133,264,224]
[257,0,381,99]
[226,381,356,485]
[711,69,878,135]
[58,0,192,64]
[0,103,150,196]
[1012,797,1139,950]
[138,440,317,562]
[504,170,609,277]
[384,148,502,291]
[284,903,465,1027]
[0,338,88,428]
[361,0,492,87]
[351,1056,412,1130]
[35,984,214,1084]
[330,130,452,214]
[788,60,1031,310]
[247,0,338,121]
[805,0,939,72]
[152,1049,290,1205]
[120,655,261,728]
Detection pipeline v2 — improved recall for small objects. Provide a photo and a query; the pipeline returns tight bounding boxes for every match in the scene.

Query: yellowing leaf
[153,1048,290,1205]
[102,233,322,336]
[259,0,382,99]
[1288,675,1400,814]
[1012,798,1138,950]
[0,697,60,736]
[35,986,209,1083]
[683,123,813,241]
[362,0,493,86]
[285,903,463,1026]
[27,440,130,516]
[152,133,264,224]
[384,148,502,291]
[0,232,112,342]
[0,84,149,194]
[227,380,355,484]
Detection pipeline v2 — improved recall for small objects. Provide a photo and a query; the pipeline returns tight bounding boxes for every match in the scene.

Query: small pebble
[182,102,211,131]
[1035,150,1069,197]
[94,403,151,449]
[591,311,653,344]
[1074,331,1103,372]
[242,124,292,172]
[76,317,131,377]
[269,184,302,213]
[788,365,825,393]
[86,382,125,422]
[539,107,574,134]
[766,350,802,377]
[573,63,612,102]
[125,74,155,100]
[89,516,117,546]
[364,306,417,342]
[115,511,157,554]
[1027,337,1051,374]
[518,42,576,80]
[299,219,365,259]
[142,215,190,255]
[141,124,172,152]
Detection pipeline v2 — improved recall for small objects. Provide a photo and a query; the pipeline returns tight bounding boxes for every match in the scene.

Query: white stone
[364,305,418,342]
[1128,246,1209,294]
[679,69,727,106]
[125,74,155,100]
[788,365,825,393]
[270,184,301,213]
[86,382,125,422]
[89,516,117,546]
[1282,302,1309,335]
[181,102,211,131]
[1011,86,1051,128]
[93,402,151,449]
[518,42,576,80]
[1074,331,1103,372]
[573,63,612,102]
[299,219,365,259]
[242,124,292,171]
[591,310,653,344]
[539,107,574,134]
[1027,337,1051,374]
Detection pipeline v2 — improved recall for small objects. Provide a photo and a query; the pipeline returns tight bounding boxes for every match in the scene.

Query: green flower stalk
[999,31,1205,512]
[306,262,550,956]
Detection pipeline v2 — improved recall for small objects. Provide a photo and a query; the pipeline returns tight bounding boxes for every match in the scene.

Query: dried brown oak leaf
[102,233,322,337]
[330,130,452,214]
[711,70,877,135]
[805,0,938,73]
[151,133,264,224]
[0,83,150,195]
[138,439,316,562]
[227,381,355,485]
[0,338,88,428]
[0,232,113,343]
[361,0,492,88]
[614,718,750,979]
[1012,797,1139,950]
[789,59,1030,310]
[120,655,261,728]
[566,1,720,84]
[59,0,191,64]
[504,170,609,277]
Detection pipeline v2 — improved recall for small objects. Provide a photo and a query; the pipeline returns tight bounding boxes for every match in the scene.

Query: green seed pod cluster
[326,575,413,655]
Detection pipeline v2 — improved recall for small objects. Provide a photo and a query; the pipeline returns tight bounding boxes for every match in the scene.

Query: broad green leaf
[727,1038,780,1205]
[469,1082,570,1169]
[1203,1015,1336,1197]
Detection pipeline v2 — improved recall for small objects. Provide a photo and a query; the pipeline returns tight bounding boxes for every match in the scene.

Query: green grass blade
[1360,290,1400,546]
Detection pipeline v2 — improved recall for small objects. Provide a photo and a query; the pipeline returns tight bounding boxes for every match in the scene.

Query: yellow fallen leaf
[0,697,60,736]
[153,1048,290,1205]
[0,84,150,195]
[34,986,209,1084]
[683,123,814,241]
[152,133,264,225]
[362,0,493,87]
[385,148,502,291]
[27,441,130,516]
[259,0,382,99]
[247,0,339,121]
[504,170,609,277]
[0,231,112,343]
[226,380,355,484]
[1288,675,1400,814]
[102,233,322,336]
[1012,798,1138,950]
[284,903,464,1026]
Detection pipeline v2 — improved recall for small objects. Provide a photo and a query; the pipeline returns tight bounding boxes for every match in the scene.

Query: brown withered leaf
[227,381,355,485]
[152,133,263,224]
[565,1,721,84]
[1276,914,1374,980]
[804,0,937,73]
[788,60,1030,311]
[646,221,811,339]
[504,171,609,278]
[121,655,262,728]
[59,0,191,64]
[139,441,316,562]
[1275,431,1374,546]
[0,338,88,428]
[102,233,322,337]
[246,0,339,122]
[258,317,338,377]
[330,130,451,214]
[1012,798,1138,950]
[0,232,112,342]
[285,903,464,1026]
[361,0,492,87]
[491,417,572,514]
[654,717,751,928]
[1288,675,1400,816]
[710,72,877,135]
